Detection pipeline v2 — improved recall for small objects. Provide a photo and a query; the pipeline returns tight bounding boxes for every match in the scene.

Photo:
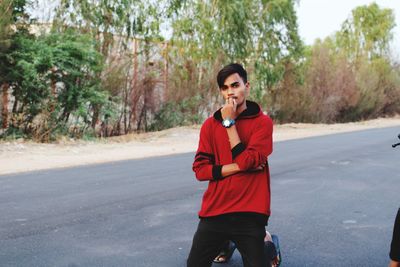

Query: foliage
[149,95,205,131]
[169,0,303,112]
[52,0,169,135]
[336,3,395,61]
[296,4,399,123]
[2,1,400,141]
[53,0,166,58]
[0,0,31,80]
[300,39,359,122]
[0,0,13,51]
[1,26,108,141]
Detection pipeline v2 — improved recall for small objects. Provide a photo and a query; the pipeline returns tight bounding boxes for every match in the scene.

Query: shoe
[213,241,236,264]
[271,234,281,267]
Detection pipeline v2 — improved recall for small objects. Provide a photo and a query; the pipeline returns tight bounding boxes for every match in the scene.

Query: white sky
[295,0,400,58]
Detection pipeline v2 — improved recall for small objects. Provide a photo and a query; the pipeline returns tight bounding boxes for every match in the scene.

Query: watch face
[222,119,234,128]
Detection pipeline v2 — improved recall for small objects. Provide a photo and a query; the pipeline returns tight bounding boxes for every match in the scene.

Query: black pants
[187,214,268,267]
[390,208,400,261]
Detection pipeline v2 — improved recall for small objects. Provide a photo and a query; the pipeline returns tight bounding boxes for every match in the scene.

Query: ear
[245,82,250,96]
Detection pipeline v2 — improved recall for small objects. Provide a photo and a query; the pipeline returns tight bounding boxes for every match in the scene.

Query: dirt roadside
[1,117,399,175]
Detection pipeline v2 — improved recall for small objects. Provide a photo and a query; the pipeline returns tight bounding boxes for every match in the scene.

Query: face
[219,73,250,106]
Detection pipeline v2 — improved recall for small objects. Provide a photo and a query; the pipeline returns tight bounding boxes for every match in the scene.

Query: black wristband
[212,165,223,180]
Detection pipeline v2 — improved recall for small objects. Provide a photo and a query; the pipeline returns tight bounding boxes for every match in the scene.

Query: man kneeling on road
[187,63,274,267]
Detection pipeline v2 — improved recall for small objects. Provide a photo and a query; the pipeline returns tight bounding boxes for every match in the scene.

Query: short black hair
[217,63,247,88]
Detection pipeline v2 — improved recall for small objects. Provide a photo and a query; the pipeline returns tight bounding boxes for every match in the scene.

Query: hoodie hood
[213,100,262,122]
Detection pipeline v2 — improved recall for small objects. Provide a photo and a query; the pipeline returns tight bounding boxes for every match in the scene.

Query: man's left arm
[227,116,273,171]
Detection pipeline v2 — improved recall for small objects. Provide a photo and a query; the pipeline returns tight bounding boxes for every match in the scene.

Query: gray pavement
[0,126,399,267]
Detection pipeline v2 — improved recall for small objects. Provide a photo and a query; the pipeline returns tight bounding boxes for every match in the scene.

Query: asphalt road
[1,126,399,267]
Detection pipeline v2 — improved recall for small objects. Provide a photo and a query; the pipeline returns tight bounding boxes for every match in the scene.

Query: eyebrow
[221,81,240,89]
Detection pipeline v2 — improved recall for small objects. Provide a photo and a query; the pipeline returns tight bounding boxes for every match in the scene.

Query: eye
[232,83,239,88]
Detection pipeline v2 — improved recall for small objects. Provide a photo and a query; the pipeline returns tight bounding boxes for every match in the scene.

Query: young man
[187,63,273,267]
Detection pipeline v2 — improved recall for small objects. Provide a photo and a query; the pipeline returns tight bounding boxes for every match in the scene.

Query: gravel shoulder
[1,117,399,175]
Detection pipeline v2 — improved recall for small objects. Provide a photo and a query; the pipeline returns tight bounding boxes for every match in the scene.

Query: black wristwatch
[222,118,235,128]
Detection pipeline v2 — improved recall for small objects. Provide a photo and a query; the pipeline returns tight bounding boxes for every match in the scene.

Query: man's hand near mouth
[221,96,238,120]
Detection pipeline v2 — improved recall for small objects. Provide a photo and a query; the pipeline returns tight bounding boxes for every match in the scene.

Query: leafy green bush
[1,27,108,141]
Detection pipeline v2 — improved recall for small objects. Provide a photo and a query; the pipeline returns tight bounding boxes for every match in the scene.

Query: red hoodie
[193,100,273,219]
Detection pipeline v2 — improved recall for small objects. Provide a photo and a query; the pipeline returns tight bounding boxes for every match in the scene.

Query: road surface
[0,126,399,266]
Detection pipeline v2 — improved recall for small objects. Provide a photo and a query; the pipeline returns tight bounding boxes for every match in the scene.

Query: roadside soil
[1,117,399,175]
